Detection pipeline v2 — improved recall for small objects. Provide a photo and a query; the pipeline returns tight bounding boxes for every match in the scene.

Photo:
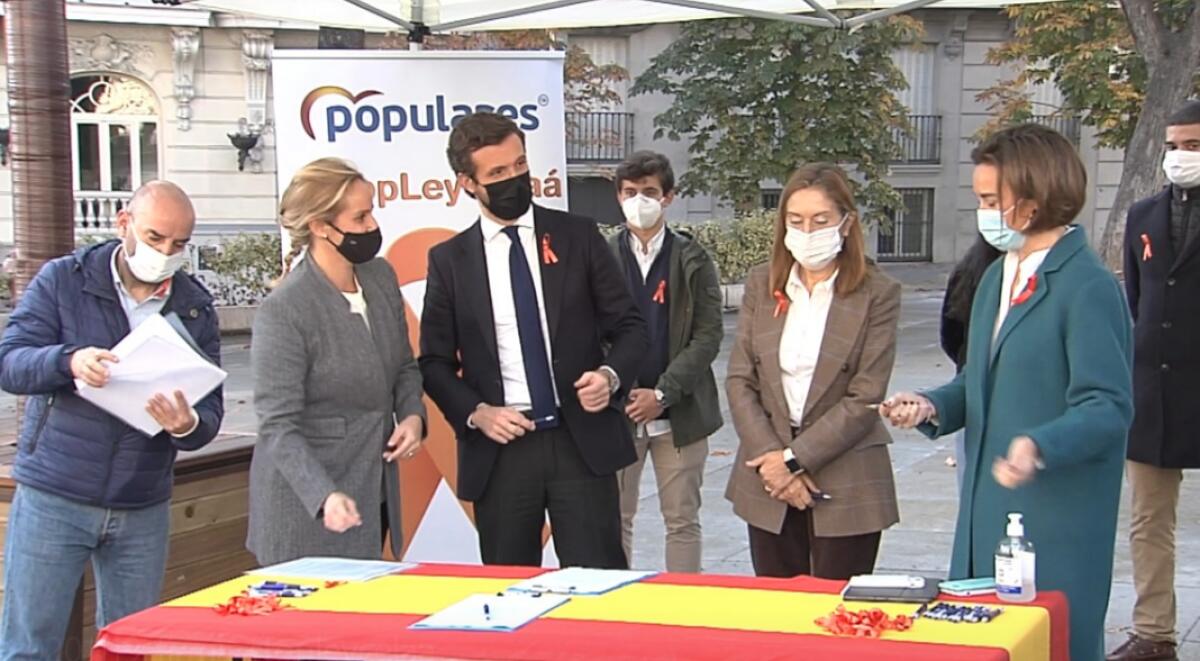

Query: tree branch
[1121,0,1168,66]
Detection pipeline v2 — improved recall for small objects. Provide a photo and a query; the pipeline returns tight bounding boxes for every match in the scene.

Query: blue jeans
[0,485,169,660]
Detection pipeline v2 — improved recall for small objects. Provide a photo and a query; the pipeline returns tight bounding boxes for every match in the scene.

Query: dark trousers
[747,506,881,580]
[474,426,627,569]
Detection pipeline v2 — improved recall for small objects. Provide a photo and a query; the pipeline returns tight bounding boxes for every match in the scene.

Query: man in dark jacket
[0,181,223,660]
[1109,101,1200,661]
[609,151,723,572]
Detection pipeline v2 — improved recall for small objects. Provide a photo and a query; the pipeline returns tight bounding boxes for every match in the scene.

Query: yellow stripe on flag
[166,574,1048,661]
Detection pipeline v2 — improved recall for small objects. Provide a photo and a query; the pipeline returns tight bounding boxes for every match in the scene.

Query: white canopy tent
[182,0,1054,34]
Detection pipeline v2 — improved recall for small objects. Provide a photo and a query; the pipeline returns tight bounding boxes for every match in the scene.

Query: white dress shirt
[341,277,370,333]
[627,226,672,438]
[480,209,560,410]
[992,229,1073,341]
[779,267,838,428]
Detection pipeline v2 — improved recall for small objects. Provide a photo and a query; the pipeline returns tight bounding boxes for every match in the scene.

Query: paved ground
[1,261,1196,658]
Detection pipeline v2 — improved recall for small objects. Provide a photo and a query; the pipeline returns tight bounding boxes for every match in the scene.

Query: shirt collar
[480,206,536,243]
[628,224,667,257]
[786,265,837,299]
[111,245,172,302]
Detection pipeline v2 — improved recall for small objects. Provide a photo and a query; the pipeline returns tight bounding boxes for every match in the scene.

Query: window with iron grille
[877,188,934,262]
[761,189,782,211]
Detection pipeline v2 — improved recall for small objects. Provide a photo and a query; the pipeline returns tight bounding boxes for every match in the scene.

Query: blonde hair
[275,157,366,284]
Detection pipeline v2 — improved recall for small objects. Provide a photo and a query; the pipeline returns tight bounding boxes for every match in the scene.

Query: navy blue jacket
[0,241,223,508]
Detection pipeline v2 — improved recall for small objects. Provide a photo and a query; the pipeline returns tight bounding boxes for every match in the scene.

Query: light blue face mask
[976,206,1025,252]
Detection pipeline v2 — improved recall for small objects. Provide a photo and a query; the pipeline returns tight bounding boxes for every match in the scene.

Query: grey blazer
[247,256,425,565]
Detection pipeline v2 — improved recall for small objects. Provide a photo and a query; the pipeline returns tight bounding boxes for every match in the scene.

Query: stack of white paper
[247,557,415,582]
[506,567,658,596]
[409,592,570,632]
[75,314,227,436]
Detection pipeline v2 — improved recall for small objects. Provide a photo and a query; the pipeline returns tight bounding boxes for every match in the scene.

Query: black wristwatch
[782,448,804,475]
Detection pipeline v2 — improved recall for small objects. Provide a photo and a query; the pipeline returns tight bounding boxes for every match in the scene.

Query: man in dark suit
[420,112,647,568]
[1109,100,1200,661]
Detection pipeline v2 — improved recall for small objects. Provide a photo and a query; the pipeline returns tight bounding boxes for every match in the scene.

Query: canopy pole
[430,0,595,32]
[799,0,845,29]
[844,0,944,28]
[340,0,414,30]
[642,0,838,29]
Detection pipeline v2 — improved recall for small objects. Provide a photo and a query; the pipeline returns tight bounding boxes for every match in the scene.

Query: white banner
[272,50,567,565]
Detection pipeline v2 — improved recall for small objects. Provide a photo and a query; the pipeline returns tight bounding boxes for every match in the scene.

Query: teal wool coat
[921,227,1133,661]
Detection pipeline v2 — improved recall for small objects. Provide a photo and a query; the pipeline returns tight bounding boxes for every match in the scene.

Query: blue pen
[256,581,306,591]
[483,603,492,621]
[812,492,833,501]
[532,415,556,425]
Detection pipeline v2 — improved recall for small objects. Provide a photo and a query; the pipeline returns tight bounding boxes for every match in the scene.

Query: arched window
[70,73,162,231]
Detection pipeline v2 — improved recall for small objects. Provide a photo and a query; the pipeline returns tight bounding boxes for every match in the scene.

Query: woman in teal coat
[883,124,1133,661]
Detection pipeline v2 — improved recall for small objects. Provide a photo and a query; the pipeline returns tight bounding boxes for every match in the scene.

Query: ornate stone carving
[171,28,200,131]
[69,34,152,76]
[241,31,273,135]
[944,13,969,60]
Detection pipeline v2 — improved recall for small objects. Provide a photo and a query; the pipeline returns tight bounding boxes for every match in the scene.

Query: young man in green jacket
[608,151,724,572]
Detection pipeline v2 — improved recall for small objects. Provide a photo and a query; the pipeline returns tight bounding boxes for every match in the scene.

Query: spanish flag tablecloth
[91,563,1068,661]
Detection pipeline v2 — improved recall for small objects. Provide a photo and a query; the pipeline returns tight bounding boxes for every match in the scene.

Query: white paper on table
[74,314,227,437]
[246,557,416,582]
[506,567,658,596]
[409,592,570,632]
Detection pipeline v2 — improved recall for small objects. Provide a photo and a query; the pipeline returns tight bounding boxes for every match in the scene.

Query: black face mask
[480,171,533,221]
[326,224,383,264]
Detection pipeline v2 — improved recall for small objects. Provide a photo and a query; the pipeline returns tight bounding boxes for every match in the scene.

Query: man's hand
[384,414,424,462]
[879,392,936,429]
[470,405,535,444]
[993,435,1041,489]
[146,390,197,436]
[71,347,119,388]
[746,450,793,495]
[625,388,663,424]
[322,492,362,533]
[574,371,612,413]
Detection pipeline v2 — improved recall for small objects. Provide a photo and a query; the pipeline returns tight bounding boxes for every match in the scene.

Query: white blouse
[779,267,837,427]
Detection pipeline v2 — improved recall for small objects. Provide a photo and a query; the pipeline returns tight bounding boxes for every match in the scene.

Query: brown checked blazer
[725,263,901,538]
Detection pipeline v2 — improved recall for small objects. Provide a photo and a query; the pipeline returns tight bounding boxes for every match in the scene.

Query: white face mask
[621,194,663,231]
[1163,150,1200,189]
[125,229,187,284]
[784,218,846,271]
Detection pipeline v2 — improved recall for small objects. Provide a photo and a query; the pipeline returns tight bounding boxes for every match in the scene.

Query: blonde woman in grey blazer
[248,158,425,565]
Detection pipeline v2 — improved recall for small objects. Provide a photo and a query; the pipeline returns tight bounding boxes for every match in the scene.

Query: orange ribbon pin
[1141,233,1153,262]
[772,290,789,318]
[652,279,666,304]
[542,234,559,265]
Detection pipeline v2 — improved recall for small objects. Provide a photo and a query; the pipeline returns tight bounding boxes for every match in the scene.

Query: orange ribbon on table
[1141,233,1153,262]
[1011,274,1038,306]
[652,279,666,304]
[772,290,789,318]
[542,234,559,265]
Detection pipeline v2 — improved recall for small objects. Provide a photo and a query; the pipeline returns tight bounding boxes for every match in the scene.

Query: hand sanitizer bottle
[995,513,1036,602]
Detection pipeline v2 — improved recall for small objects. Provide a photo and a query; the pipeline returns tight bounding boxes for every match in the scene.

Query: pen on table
[483,603,491,621]
[254,581,307,591]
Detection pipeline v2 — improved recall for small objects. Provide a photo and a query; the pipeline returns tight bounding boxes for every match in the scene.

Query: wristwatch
[653,389,666,407]
[598,365,620,394]
[782,448,804,475]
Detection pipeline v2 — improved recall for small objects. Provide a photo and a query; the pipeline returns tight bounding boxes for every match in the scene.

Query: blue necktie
[501,226,558,429]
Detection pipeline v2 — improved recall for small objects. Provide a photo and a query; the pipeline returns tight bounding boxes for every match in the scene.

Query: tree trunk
[5,0,76,300]
[1097,65,1194,271]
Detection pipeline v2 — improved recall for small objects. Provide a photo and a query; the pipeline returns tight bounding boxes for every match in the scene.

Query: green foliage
[201,232,282,305]
[979,0,1199,149]
[631,15,923,221]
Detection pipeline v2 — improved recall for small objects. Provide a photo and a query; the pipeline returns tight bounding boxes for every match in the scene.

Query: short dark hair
[971,124,1087,232]
[615,150,675,195]
[1168,100,1200,127]
[446,112,526,177]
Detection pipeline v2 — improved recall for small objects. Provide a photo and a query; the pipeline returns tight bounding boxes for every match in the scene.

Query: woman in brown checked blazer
[725,163,902,579]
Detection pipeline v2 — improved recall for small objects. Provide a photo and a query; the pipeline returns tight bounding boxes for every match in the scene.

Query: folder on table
[409,592,570,632]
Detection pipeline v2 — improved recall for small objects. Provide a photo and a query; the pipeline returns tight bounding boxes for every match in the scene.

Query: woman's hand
[747,450,792,495]
[879,392,936,429]
[322,491,362,533]
[776,473,822,510]
[384,414,425,462]
[993,435,1041,489]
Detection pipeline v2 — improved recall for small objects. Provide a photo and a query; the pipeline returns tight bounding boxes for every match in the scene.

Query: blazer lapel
[802,285,869,421]
[533,206,566,343]
[357,263,397,375]
[756,286,791,423]
[460,222,499,360]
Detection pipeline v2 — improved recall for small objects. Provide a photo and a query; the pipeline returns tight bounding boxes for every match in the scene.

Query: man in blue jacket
[0,181,223,659]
